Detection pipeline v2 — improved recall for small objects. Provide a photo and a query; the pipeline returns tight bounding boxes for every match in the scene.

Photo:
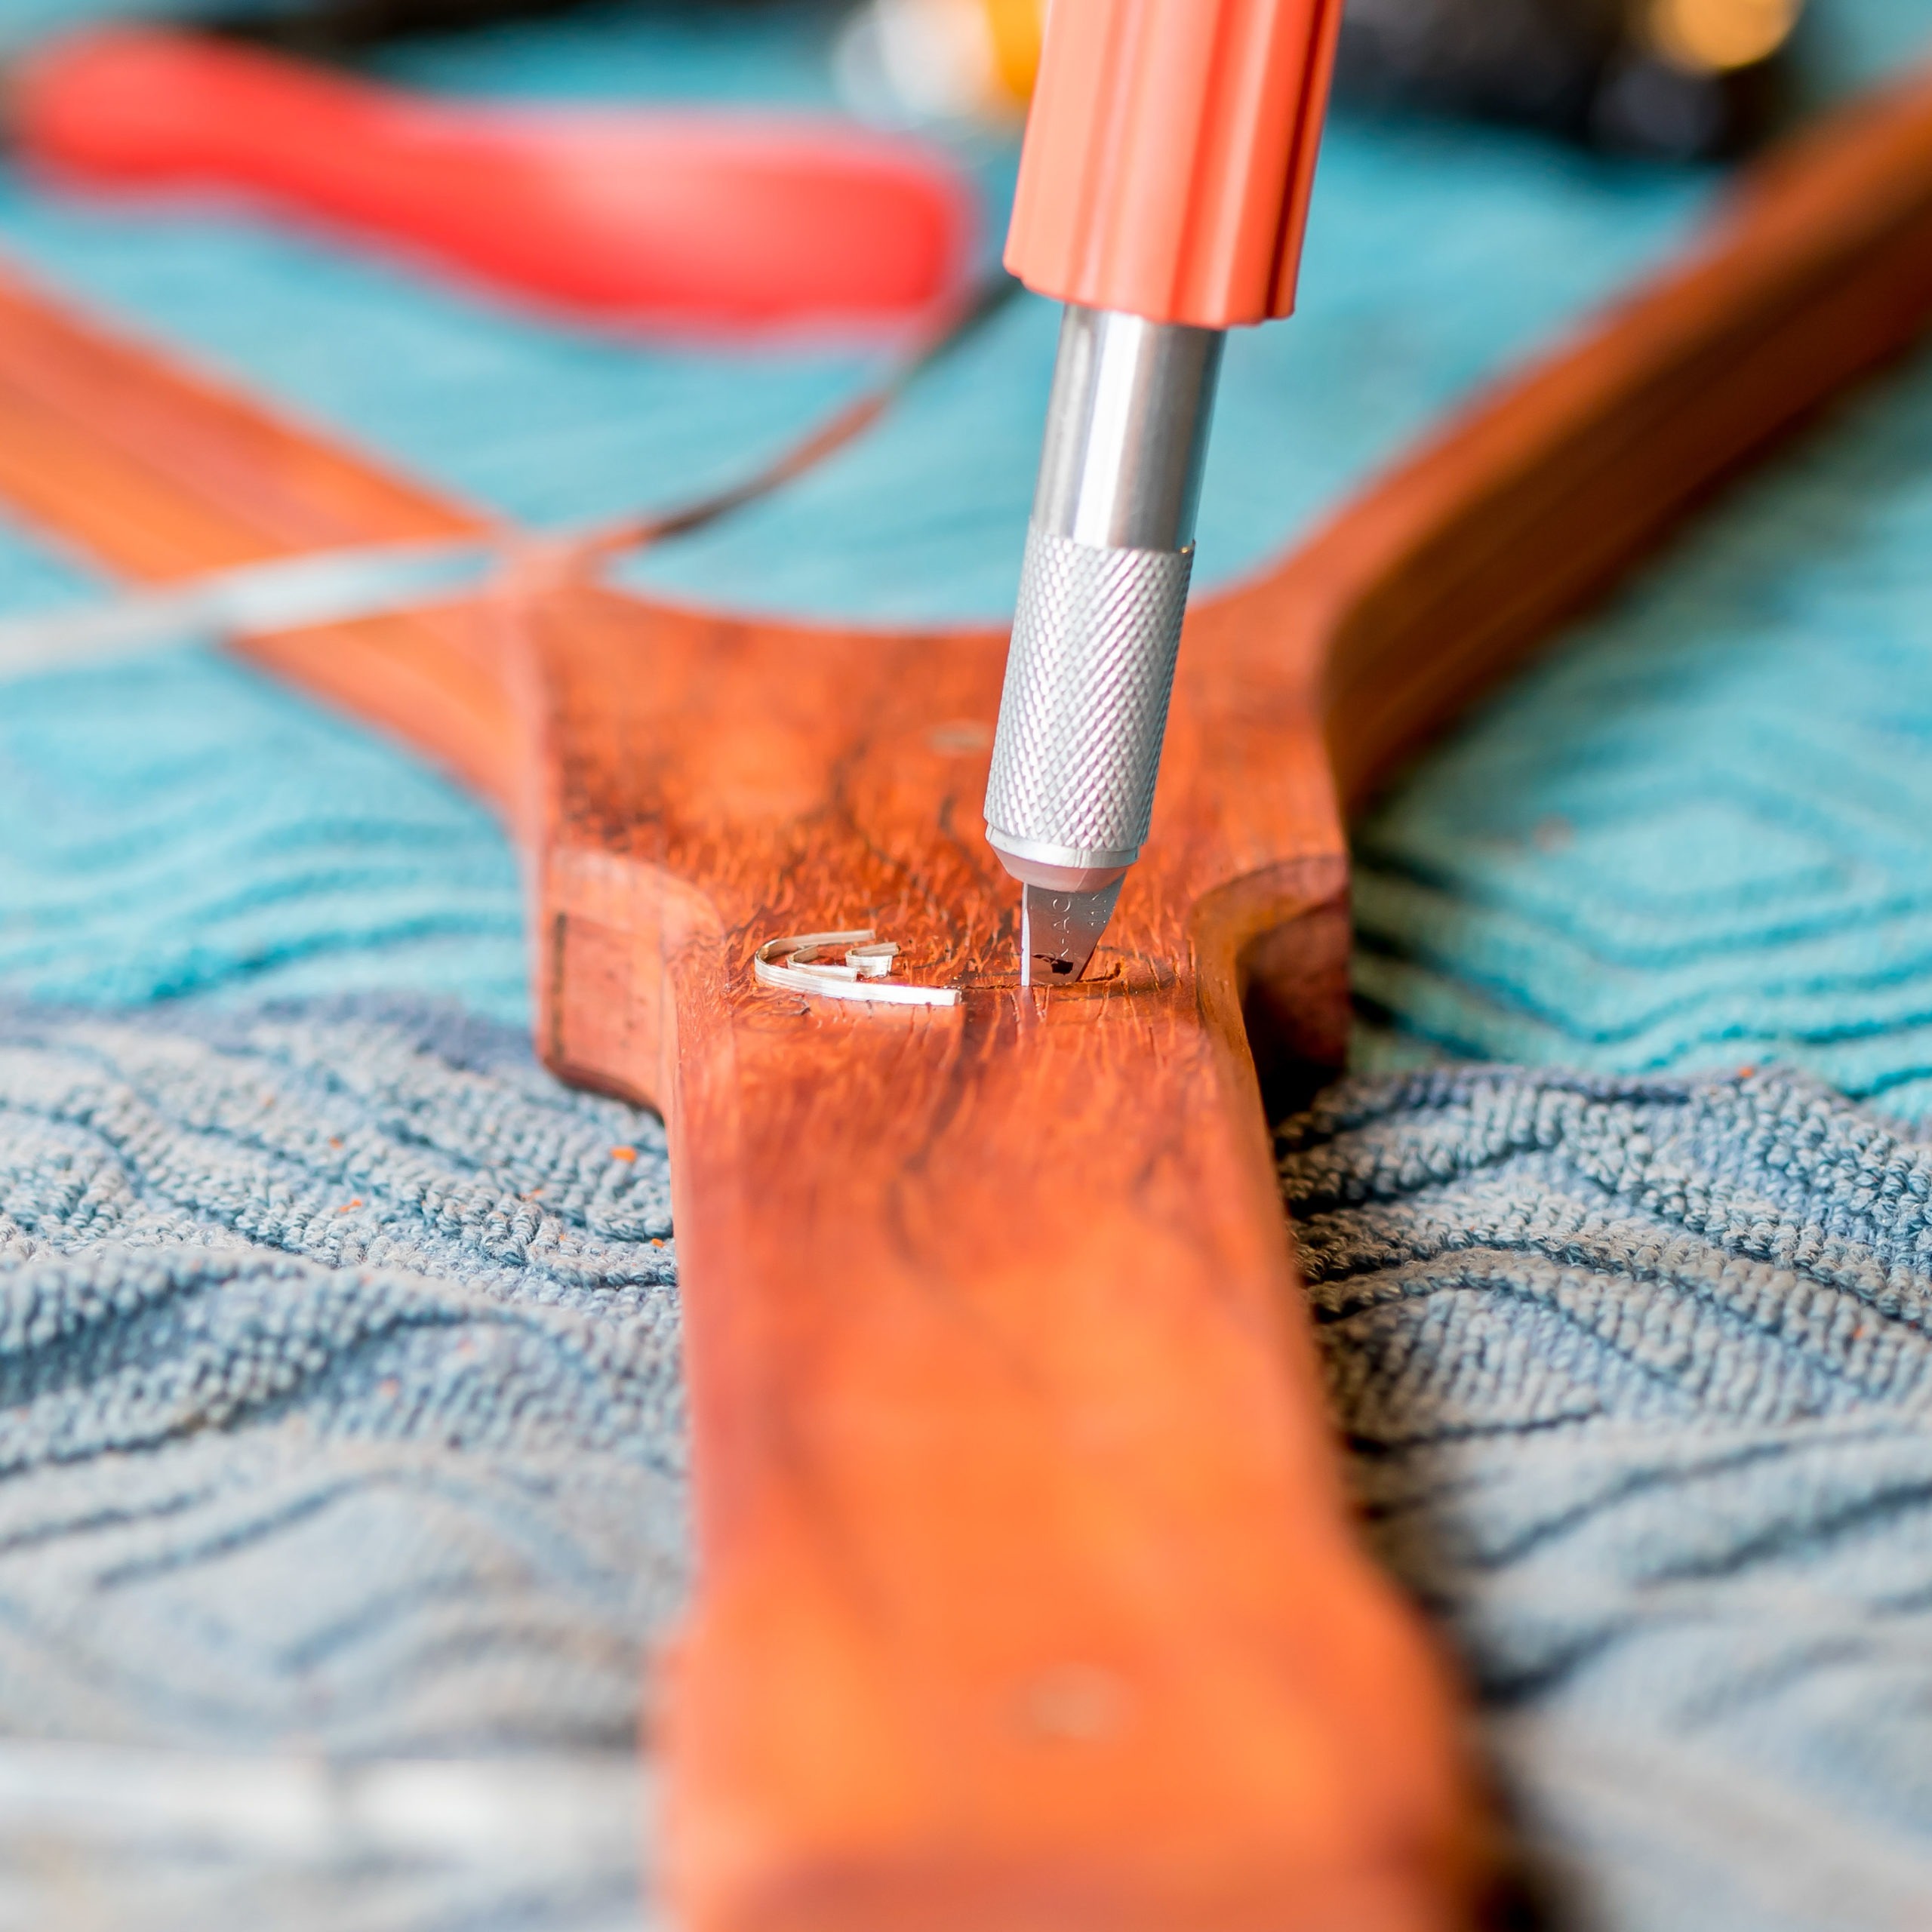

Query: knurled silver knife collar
[985,525,1193,869]
[983,304,1225,983]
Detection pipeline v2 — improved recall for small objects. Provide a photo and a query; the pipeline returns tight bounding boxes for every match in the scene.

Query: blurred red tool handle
[11,26,978,336]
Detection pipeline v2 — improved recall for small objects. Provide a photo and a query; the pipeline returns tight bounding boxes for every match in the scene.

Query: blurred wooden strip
[0,269,516,805]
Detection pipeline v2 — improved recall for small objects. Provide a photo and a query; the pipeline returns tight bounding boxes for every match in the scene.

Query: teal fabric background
[0,998,672,1930]
[0,647,528,1017]
[0,0,1927,1084]
[1352,355,1932,1117]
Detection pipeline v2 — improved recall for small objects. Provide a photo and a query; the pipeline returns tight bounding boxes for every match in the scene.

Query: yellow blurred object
[830,0,1043,122]
[983,0,1045,101]
[835,0,1044,123]
[1647,0,1802,72]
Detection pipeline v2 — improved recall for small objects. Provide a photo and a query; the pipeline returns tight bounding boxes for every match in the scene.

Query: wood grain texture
[4,63,1932,1929]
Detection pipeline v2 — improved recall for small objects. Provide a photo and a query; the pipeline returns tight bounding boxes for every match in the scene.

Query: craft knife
[983,0,1346,985]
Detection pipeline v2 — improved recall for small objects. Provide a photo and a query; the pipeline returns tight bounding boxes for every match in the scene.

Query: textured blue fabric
[0,994,681,1925]
[1278,1063,1932,1931]
[0,643,528,1020]
[0,1742,651,1932]
[1352,333,1932,1118]
[0,996,682,1752]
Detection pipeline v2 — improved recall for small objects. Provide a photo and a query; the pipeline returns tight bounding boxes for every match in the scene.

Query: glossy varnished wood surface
[515,576,1445,1928]
[4,64,1932,1929]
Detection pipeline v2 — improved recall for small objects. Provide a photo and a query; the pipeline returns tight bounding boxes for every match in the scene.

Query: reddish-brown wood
[0,274,515,800]
[4,62,1932,1930]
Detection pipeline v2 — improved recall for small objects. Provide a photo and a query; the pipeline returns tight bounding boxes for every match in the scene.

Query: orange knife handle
[1004,0,1344,327]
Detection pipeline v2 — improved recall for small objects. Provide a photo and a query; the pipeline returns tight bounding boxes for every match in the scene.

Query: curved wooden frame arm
[3,64,1932,1931]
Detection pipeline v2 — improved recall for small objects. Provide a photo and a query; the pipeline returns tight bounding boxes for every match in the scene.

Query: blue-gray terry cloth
[1279,1065,1932,1930]
[11,1004,1932,1924]
[0,994,684,1753]
[0,995,682,1930]
[1350,332,1932,1119]
[5,1003,1932,1929]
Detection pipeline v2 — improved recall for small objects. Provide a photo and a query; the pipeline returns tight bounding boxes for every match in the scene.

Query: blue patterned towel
[1280,1064,1932,1930]
[0,645,526,1017]
[0,996,684,1927]
[1352,336,1932,1118]
[8,1008,1932,1929]
[0,995,683,1753]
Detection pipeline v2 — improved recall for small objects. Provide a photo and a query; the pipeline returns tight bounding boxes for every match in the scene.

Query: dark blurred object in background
[833,0,1804,161]
[1333,0,1807,158]
[205,0,585,57]
[208,0,1805,162]
[205,0,774,59]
